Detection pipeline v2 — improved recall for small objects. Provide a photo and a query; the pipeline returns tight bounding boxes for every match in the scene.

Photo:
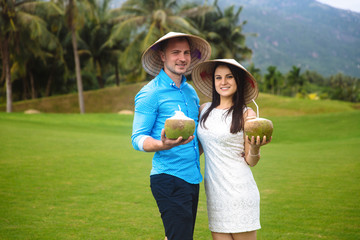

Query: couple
[131,32,272,240]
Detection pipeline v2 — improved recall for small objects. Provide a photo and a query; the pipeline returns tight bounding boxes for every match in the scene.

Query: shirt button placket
[179,90,189,116]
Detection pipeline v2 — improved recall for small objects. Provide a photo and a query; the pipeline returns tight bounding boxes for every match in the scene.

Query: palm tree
[264,66,283,95]
[247,63,262,91]
[213,4,252,61]
[0,0,62,112]
[287,66,302,96]
[59,0,96,113]
[106,0,207,82]
[81,0,121,88]
[328,73,360,102]
[64,0,92,113]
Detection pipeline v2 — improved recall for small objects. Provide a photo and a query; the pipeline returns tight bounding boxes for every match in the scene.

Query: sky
[316,0,360,13]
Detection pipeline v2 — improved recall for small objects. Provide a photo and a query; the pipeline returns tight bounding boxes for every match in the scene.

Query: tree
[264,66,283,95]
[287,66,303,96]
[64,0,89,113]
[329,73,360,102]
[0,0,62,112]
[247,63,262,91]
[106,0,207,82]
[81,0,122,88]
[60,0,96,113]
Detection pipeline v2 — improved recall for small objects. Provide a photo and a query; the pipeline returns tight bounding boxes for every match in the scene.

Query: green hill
[0,82,358,116]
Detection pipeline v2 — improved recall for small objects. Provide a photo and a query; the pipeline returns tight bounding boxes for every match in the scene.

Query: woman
[192,59,272,240]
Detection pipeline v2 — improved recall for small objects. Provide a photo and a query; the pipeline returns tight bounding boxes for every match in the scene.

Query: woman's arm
[243,108,272,167]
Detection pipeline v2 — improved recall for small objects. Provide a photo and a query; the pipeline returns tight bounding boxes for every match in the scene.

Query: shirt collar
[158,69,187,88]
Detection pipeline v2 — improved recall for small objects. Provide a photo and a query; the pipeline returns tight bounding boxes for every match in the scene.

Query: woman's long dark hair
[200,63,247,134]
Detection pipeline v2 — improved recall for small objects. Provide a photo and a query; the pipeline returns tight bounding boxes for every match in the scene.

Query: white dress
[197,102,261,233]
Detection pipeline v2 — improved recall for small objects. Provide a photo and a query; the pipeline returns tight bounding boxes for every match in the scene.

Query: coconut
[244,100,273,142]
[244,117,273,142]
[164,108,195,140]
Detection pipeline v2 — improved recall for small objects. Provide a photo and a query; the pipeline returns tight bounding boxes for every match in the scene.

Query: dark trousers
[150,174,200,240]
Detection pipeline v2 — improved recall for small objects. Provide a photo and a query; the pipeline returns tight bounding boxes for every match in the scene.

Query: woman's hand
[244,135,272,167]
[246,135,272,147]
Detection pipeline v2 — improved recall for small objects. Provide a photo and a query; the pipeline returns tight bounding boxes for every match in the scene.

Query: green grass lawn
[0,110,359,239]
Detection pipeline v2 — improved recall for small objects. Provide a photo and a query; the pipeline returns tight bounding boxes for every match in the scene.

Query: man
[131,32,211,240]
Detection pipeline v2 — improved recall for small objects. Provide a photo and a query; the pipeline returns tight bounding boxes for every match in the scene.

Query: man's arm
[131,107,194,152]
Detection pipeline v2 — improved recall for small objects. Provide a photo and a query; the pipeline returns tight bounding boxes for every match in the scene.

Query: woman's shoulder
[243,107,256,118]
[200,102,211,113]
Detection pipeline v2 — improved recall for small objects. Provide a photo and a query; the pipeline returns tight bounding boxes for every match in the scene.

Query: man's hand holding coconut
[161,106,196,150]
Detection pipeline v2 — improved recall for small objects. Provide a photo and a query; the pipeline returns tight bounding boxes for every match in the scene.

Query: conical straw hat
[192,59,258,104]
[141,32,211,76]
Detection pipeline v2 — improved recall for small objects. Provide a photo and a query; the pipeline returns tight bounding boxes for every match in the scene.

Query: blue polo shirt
[131,69,202,184]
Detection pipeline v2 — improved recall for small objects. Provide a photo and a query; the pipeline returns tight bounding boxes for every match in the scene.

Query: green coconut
[164,110,195,140]
[244,116,273,142]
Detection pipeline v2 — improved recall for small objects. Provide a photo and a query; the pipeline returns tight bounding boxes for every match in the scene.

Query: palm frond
[167,16,199,34]
[105,15,145,47]
[142,22,160,50]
